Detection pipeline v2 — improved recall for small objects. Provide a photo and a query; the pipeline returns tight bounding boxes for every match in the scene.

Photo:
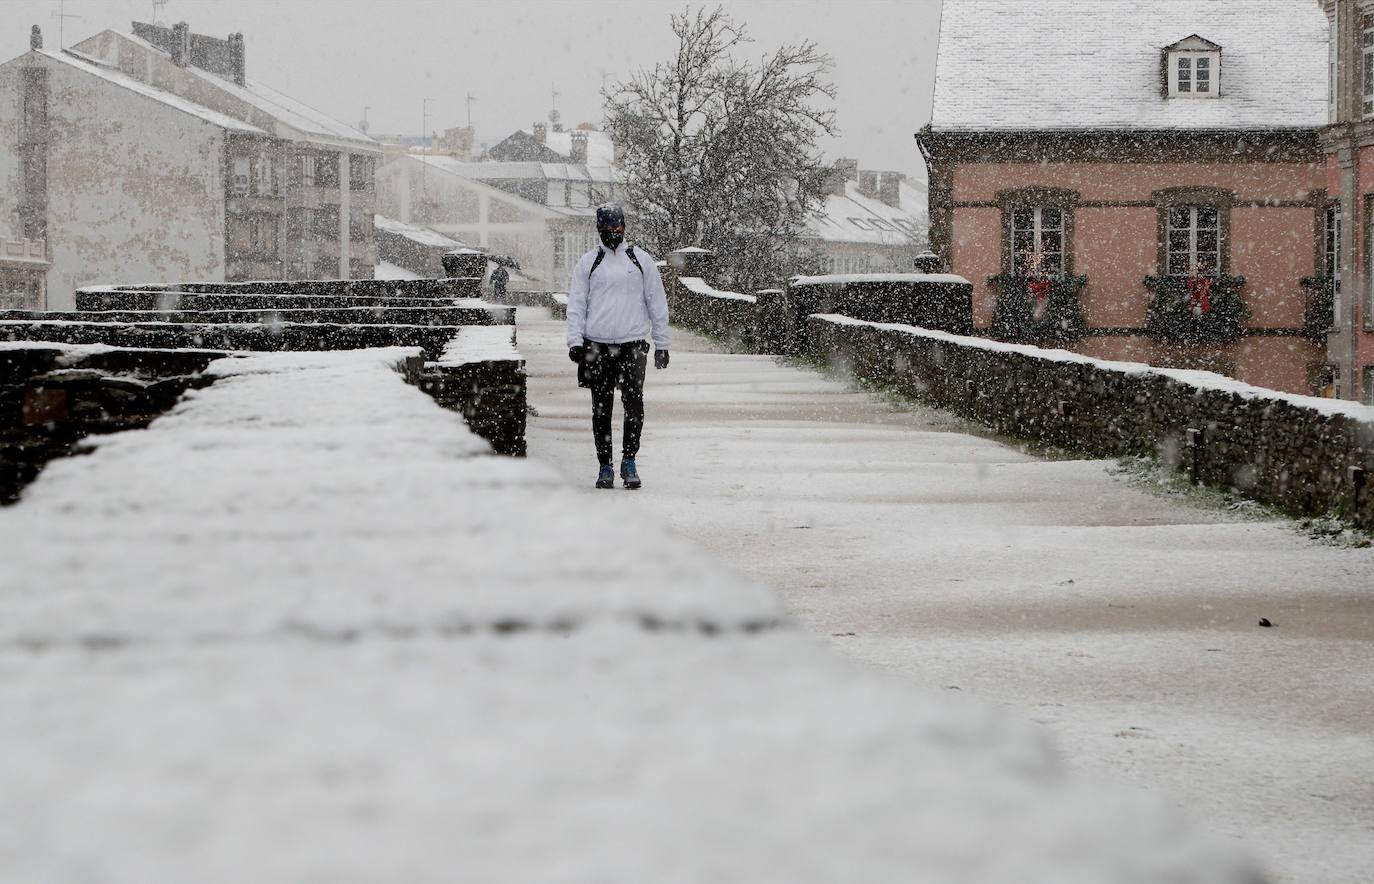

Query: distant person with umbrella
[490,261,509,300]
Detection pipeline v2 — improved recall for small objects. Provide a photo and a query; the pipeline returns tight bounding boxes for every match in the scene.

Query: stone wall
[0,343,225,502]
[666,277,759,351]
[0,321,464,361]
[80,279,485,298]
[406,326,527,457]
[806,314,1374,524]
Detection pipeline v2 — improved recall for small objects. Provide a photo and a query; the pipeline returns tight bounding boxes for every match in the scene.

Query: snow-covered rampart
[668,276,760,349]
[808,314,1374,522]
[0,347,1262,881]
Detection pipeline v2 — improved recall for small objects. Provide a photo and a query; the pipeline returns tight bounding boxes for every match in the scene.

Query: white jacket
[565,242,671,350]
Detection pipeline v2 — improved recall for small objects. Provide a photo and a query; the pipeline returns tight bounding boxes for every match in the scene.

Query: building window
[552,231,567,270]
[1326,203,1342,313]
[232,156,251,197]
[1363,365,1374,406]
[349,209,371,242]
[1364,15,1374,117]
[349,156,375,192]
[1166,44,1221,98]
[315,204,339,240]
[315,258,338,280]
[255,154,276,197]
[229,214,278,259]
[287,208,313,242]
[298,154,317,187]
[315,152,340,188]
[1011,207,1065,275]
[1166,206,1221,276]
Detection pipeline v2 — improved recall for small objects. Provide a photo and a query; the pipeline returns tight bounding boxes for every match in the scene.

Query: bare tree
[603,5,837,293]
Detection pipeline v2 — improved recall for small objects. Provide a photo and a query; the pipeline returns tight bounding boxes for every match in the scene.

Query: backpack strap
[589,246,645,281]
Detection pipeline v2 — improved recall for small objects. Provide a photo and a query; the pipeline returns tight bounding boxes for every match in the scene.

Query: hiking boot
[595,464,615,489]
[620,458,641,490]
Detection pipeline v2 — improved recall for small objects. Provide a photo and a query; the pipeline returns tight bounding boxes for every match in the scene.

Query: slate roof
[79,31,377,151]
[805,180,928,246]
[930,0,1329,132]
[34,49,265,134]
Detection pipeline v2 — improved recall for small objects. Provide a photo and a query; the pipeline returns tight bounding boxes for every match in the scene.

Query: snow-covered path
[523,308,1374,884]
[4,345,1263,882]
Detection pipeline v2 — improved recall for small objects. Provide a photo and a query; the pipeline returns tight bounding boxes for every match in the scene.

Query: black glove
[569,345,586,364]
[654,349,669,370]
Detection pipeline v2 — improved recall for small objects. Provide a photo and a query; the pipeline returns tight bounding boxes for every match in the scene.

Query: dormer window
[1165,35,1222,99]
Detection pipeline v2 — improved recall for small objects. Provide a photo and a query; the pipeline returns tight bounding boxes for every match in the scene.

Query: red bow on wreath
[1028,279,1051,322]
[1186,276,1212,315]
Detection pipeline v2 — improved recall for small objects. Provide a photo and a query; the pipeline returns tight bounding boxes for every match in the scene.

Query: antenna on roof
[50,0,82,50]
[152,0,170,27]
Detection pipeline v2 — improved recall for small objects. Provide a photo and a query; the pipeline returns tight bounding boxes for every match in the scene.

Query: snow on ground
[520,308,1374,884]
[0,347,1261,882]
[374,260,423,280]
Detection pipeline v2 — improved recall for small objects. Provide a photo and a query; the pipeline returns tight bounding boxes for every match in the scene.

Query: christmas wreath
[989,273,1088,345]
[1143,274,1247,344]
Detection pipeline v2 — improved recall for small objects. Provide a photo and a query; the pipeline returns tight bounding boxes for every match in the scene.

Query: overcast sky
[8,0,942,179]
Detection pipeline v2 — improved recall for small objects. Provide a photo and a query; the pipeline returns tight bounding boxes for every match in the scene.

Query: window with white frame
[1326,203,1342,313]
[299,154,317,187]
[1010,207,1064,275]
[1166,206,1220,276]
[1364,15,1374,117]
[1363,365,1374,406]
[1166,37,1221,99]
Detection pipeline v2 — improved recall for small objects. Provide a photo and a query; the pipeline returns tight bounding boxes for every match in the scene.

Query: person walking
[490,262,509,301]
[565,204,670,489]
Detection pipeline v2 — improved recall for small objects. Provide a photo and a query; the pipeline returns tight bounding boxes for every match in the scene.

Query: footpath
[523,308,1374,884]
[0,345,1253,882]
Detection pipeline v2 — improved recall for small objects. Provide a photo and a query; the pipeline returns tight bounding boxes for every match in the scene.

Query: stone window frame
[1152,187,1235,277]
[996,187,1079,277]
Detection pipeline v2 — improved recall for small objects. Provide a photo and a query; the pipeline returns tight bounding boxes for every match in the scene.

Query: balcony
[1143,274,1247,344]
[988,273,1087,344]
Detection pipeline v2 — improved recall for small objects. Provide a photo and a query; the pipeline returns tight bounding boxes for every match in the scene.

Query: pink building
[1321,0,1374,402]
[921,1,1347,398]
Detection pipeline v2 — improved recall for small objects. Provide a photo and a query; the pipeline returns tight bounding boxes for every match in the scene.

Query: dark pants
[586,339,648,466]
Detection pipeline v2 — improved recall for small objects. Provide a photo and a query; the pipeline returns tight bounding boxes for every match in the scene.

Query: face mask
[599,227,624,250]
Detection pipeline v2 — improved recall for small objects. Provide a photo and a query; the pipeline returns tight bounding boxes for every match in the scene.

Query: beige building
[377,126,618,289]
[0,21,381,309]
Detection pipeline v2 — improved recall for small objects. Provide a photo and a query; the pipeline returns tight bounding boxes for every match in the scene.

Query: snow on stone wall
[808,313,1374,523]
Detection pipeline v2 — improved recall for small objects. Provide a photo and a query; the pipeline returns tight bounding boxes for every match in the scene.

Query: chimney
[877,172,904,208]
[533,122,547,144]
[171,22,190,67]
[858,170,879,199]
[825,164,847,197]
[229,33,246,86]
[570,131,588,163]
[29,25,42,51]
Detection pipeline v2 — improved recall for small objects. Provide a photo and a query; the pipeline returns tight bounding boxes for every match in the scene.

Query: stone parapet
[807,314,1374,524]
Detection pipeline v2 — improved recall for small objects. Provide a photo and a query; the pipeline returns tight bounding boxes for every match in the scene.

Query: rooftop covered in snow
[806,178,927,246]
[70,27,379,153]
[930,0,1329,133]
